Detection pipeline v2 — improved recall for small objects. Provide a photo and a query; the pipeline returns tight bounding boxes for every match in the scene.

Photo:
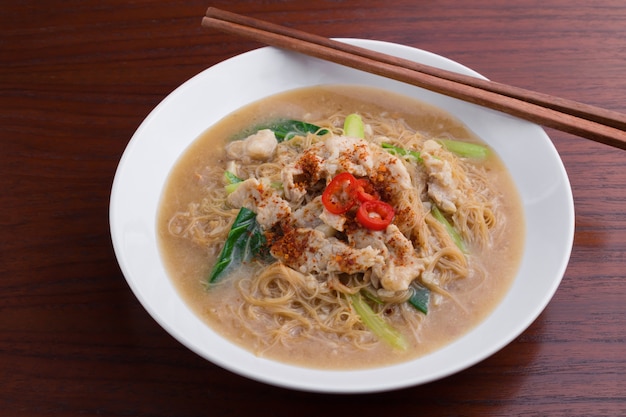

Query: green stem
[438,138,489,159]
[224,170,243,194]
[343,113,365,139]
[349,292,408,350]
[431,205,468,253]
[381,142,422,162]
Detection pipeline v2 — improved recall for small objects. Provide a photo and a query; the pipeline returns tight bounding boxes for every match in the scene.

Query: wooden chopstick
[202,7,626,150]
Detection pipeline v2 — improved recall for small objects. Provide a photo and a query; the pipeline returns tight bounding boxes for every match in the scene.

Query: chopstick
[201,7,626,150]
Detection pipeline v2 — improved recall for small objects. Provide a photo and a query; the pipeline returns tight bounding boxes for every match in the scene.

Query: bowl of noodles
[110,39,574,393]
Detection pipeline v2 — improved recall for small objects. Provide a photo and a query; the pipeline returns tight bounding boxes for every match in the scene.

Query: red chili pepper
[321,172,359,214]
[354,178,379,203]
[356,200,395,230]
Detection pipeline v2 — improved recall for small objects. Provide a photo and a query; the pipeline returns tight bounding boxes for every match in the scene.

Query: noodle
[157,85,524,369]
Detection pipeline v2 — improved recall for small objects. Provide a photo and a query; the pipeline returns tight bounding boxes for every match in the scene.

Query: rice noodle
[166,109,503,352]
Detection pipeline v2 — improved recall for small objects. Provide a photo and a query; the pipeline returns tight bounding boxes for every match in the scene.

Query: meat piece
[322,135,373,177]
[348,225,425,291]
[280,150,323,204]
[368,149,414,194]
[225,129,278,161]
[282,135,429,240]
[368,143,428,240]
[281,136,374,202]
[227,178,291,229]
[319,208,346,232]
[421,139,460,213]
[292,197,325,229]
[270,227,383,275]
[291,195,347,232]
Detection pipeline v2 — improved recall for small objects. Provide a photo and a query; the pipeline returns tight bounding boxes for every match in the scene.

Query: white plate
[110,39,574,393]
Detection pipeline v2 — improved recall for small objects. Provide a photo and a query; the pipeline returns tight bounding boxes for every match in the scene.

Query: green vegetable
[224,170,243,194]
[408,284,430,314]
[225,184,240,194]
[343,113,365,139]
[431,205,468,253]
[349,292,408,350]
[224,170,242,184]
[270,181,283,190]
[263,119,329,142]
[381,142,422,162]
[438,138,489,159]
[208,207,268,283]
[224,184,241,194]
[362,289,384,305]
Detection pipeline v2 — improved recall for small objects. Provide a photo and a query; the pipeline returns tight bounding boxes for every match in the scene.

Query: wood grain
[1,1,625,416]
[202,7,626,149]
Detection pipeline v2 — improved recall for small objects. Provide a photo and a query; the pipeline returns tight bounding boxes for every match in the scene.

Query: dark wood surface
[2,1,625,415]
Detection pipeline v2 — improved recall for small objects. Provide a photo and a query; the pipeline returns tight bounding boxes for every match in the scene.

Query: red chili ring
[356,200,395,230]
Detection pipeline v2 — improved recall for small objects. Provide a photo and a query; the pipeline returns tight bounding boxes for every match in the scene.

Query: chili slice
[356,200,395,230]
[321,172,358,214]
[354,178,379,203]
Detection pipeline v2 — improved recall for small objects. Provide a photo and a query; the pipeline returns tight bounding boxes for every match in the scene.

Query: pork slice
[227,178,291,229]
[270,227,383,275]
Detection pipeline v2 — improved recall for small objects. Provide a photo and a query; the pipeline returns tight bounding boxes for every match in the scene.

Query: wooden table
[2,1,625,415]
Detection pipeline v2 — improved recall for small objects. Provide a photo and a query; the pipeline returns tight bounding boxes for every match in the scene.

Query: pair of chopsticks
[202,7,626,150]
